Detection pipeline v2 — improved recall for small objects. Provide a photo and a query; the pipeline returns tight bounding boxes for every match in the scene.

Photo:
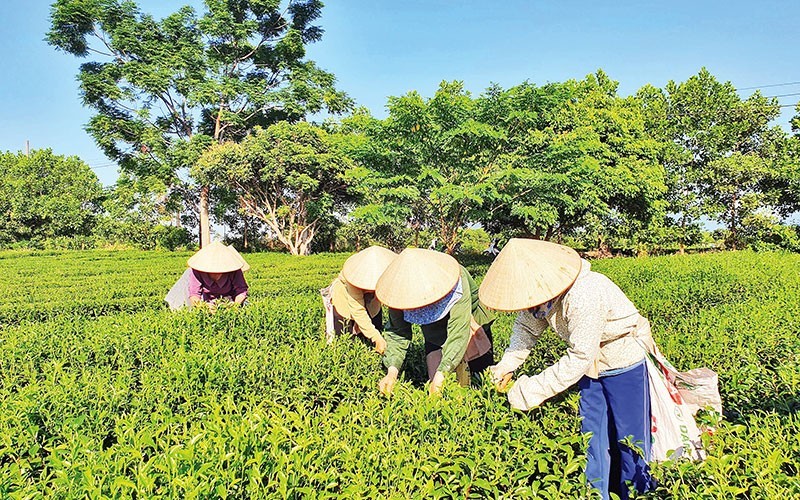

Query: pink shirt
[188,269,248,302]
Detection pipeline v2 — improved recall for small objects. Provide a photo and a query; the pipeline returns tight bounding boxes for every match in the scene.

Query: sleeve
[346,285,381,341]
[231,270,248,297]
[188,270,202,299]
[494,310,548,375]
[507,290,605,411]
[382,307,413,371]
[437,281,472,374]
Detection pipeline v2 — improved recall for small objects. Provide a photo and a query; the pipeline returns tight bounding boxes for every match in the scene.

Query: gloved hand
[506,375,537,411]
[373,335,387,355]
[489,365,514,391]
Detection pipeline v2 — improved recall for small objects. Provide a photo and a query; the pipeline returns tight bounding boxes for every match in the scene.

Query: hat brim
[375,248,460,310]
[478,238,582,312]
[341,246,397,290]
[187,241,248,274]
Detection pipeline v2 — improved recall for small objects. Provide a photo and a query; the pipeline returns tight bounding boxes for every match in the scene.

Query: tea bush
[0,249,797,498]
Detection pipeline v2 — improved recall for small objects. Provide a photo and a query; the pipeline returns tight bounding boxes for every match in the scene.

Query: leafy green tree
[0,149,103,243]
[330,108,417,250]
[477,72,665,251]
[348,82,505,254]
[638,68,791,250]
[48,0,351,247]
[194,122,352,255]
[95,173,191,249]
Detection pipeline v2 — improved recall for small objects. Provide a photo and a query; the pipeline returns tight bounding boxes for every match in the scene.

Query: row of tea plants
[0,249,797,497]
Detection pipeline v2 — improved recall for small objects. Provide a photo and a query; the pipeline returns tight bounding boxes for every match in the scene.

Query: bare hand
[378,370,398,396]
[429,371,445,396]
[496,372,513,392]
[373,335,387,355]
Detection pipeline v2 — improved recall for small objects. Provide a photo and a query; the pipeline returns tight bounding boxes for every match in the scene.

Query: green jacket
[382,266,495,374]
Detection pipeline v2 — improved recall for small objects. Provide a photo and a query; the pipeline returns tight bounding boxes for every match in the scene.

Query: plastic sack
[465,326,492,361]
[646,353,706,461]
[645,350,707,461]
[165,268,193,310]
[319,285,335,344]
[660,361,723,416]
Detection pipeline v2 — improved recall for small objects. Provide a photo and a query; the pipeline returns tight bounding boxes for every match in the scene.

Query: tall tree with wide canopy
[477,72,666,251]
[637,68,792,250]
[349,81,505,254]
[48,0,351,247]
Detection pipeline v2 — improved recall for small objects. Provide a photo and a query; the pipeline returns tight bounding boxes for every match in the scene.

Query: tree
[477,72,665,251]
[0,149,103,243]
[348,82,505,254]
[638,68,790,250]
[95,172,192,249]
[194,121,352,255]
[330,108,417,250]
[48,0,351,247]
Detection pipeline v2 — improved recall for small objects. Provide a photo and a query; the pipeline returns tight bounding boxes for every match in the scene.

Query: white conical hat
[478,238,582,312]
[187,241,249,273]
[375,248,460,310]
[228,245,251,272]
[341,245,398,290]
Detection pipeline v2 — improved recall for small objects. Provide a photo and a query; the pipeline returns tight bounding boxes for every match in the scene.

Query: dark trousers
[578,360,656,500]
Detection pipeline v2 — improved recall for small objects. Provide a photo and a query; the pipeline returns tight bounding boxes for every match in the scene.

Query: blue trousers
[578,360,656,500]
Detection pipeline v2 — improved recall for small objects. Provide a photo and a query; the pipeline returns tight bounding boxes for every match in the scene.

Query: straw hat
[478,238,582,312]
[228,245,251,272]
[375,248,460,310]
[187,241,250,274]
[341,245,397,290]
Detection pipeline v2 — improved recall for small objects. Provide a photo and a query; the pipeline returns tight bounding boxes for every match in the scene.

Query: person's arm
[492,311,548,378]
[426,288,472,395]
[379,308,413,395]
[437,285,472,375]
[231,270,248,304]
[507,292,605,411]
[345,284,383,346]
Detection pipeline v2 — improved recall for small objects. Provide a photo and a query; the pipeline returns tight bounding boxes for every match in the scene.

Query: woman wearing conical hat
[165,241,250,311]
[375,248,495,396]
[323,246,397,353]
[479,238,657,500]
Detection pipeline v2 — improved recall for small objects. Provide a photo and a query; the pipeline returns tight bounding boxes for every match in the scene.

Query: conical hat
[375,248,460,310]
[341,245,397,290]
[478,238,582,312]
[187,241,248,273]
[228,245,251,272]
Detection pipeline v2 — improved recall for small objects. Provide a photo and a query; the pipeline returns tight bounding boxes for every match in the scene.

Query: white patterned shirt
[494,259,647,410]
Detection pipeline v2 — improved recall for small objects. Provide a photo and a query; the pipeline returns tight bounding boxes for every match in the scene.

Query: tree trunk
[243,216,248,250]
[199,185,211,247]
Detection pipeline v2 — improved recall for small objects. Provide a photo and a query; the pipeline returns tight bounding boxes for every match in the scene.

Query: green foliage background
[0,250,797,497]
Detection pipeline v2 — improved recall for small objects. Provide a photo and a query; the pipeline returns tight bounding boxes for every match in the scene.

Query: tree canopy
[194,121,352,255]
[47,0,352,246]
[0,149,103,243]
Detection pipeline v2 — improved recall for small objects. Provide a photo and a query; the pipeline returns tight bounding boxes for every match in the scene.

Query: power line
[737,81,800,91]
[765,92,800,99]
[87,163,119,170]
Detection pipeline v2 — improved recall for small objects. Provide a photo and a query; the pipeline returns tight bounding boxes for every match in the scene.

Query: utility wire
[736,81,800,91]
[764,92,800,99]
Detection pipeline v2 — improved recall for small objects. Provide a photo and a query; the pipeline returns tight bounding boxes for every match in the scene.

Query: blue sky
[1,0,798,187]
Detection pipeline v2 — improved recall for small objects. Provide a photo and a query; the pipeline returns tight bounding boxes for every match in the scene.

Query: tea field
[0,249,798,498]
